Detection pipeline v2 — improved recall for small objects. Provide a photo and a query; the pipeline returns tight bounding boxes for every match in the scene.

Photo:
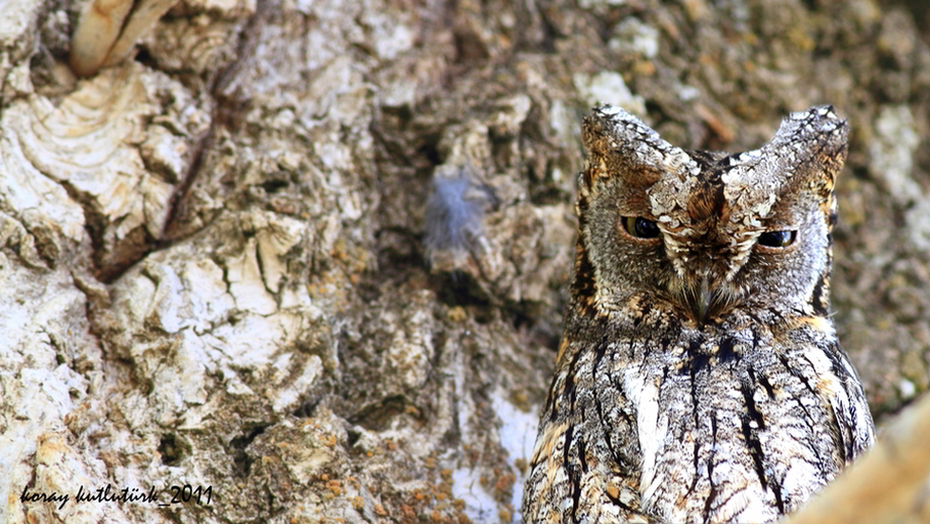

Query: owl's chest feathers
[561,314,855,523]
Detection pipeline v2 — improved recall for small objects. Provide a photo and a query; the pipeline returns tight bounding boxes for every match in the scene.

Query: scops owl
[523,106,875,523]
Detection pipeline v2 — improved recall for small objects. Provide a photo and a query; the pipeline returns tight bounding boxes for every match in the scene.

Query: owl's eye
[622,217,660,239]
[758,230,797,248]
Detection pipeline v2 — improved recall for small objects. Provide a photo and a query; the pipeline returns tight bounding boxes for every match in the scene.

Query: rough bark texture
[1,0,929,523]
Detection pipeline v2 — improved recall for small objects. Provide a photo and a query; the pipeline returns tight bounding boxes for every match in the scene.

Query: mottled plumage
[523,106,875,523]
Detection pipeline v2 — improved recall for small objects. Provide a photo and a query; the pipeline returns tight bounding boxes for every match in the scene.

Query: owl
[523,106,875,523]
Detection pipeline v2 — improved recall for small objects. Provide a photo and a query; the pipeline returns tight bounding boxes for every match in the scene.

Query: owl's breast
[602,322,856,523]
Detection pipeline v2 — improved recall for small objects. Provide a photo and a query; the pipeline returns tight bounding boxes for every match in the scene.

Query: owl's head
[573,105,848,325]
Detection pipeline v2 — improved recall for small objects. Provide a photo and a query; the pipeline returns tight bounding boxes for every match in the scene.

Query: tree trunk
[2,0,929,522]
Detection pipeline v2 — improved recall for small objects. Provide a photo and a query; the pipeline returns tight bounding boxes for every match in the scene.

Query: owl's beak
[696,276,712,323]
[678,273,728,324]
[669,270,734,324]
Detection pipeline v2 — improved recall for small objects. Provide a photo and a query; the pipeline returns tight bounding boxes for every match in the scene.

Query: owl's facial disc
[656,213,802,323]
[662,246,743,325]
[577,104,847,323]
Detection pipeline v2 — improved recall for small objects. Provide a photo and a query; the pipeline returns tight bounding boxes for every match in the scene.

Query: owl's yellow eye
[622,217,660,239]
[758,230,797,247]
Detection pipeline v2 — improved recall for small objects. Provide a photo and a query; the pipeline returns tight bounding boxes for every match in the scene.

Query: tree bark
[2,0,929,522]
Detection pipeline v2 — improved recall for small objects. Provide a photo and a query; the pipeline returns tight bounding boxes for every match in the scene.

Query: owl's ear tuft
[581,106,664,191]
[726,107,849,225]
[770,106,849,200]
